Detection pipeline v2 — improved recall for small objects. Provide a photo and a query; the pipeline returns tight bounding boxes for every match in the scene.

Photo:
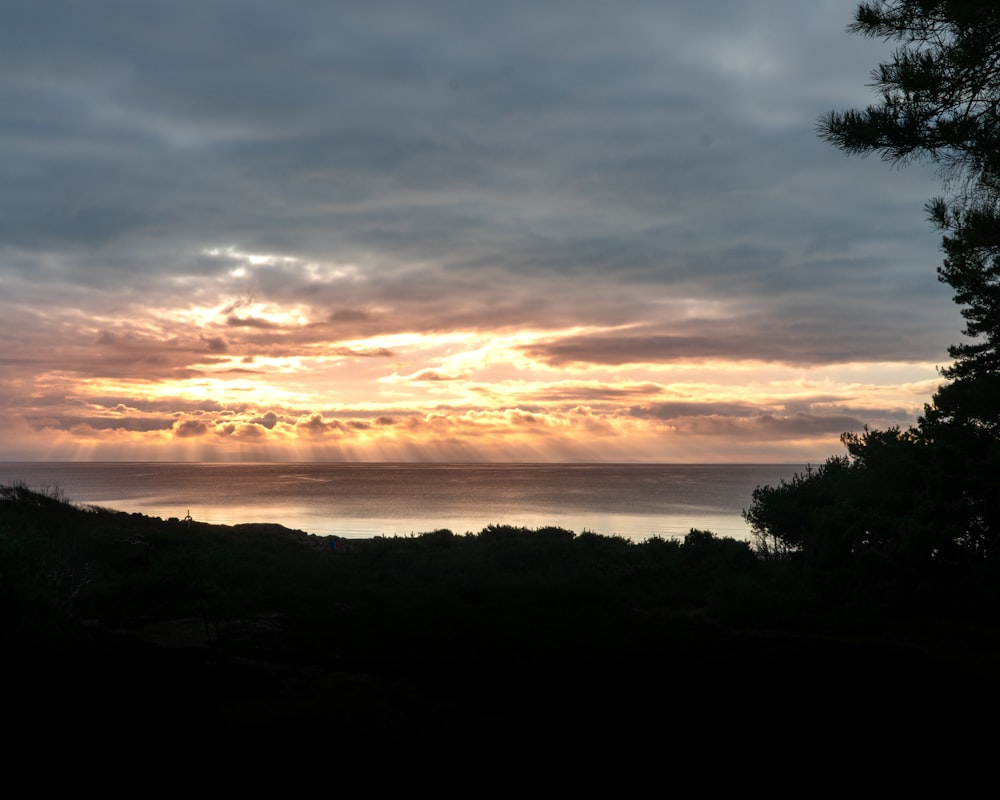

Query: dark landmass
[3,482,999,761]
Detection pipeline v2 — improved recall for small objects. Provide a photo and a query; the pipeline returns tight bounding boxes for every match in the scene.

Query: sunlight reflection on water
[0,462,805,542]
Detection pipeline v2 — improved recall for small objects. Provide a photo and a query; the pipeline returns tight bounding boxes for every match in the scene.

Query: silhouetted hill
[3,482,999,759]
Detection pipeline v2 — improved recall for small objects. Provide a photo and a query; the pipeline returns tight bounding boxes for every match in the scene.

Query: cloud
[218,422,267,439]
[629,402,764,420]
[0,1,961,462]
[295,414,341,437]
[174,419,211,438]
[408,370,459,382]
[226,316,279,329]
[28,415,175,433]
[251,411,279,429]
[202,335,228,352]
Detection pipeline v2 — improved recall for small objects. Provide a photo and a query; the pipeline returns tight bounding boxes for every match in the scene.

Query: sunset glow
[3,254,944,462]
[0,2,958,463]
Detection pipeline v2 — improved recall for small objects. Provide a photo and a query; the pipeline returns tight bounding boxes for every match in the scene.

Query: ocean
[0,462,806,543]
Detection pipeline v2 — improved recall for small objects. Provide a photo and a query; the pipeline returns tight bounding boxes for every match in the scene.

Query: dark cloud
[329,309,374,323]
[226,316,278,329]
[296,414,338,436]
[218,422,266,439]
[629,402,762,420]
[202,335,228,352]
[0,1,943,302]
[523,383,665,403]
[753,413,869,437]
[173,419,210,438]
[27,415,175,433]
[77,396,231,414]
[0,1,960,460]
[409,371,457,382]
[521,312,954,367]
[251,411,279,429]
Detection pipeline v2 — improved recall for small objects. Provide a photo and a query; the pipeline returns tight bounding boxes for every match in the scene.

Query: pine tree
[745,2,1000,565]
[819,1,1000,412]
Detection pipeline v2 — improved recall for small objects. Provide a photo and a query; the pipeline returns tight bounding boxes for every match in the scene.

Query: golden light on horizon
[2,276,947,463]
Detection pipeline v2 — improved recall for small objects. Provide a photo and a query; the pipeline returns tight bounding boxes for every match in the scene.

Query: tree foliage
[817,1,1000,206]
[747,1,1000,568]
[818,1,1000,395]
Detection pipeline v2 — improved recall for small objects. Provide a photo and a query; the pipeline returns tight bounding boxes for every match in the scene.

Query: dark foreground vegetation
[4,481,1000,760]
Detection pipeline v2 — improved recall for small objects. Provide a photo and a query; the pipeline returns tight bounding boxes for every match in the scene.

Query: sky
[0,0,963,463]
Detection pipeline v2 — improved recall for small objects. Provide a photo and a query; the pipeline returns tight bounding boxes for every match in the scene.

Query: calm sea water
[0,462,805,542]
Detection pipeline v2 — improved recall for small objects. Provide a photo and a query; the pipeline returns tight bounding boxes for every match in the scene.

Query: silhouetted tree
[747,1,1000,567]
[817,1,1000,211]
[818,1,1000,413]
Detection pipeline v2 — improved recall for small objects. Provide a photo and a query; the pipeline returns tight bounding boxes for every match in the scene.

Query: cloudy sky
[0,0,961,463]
